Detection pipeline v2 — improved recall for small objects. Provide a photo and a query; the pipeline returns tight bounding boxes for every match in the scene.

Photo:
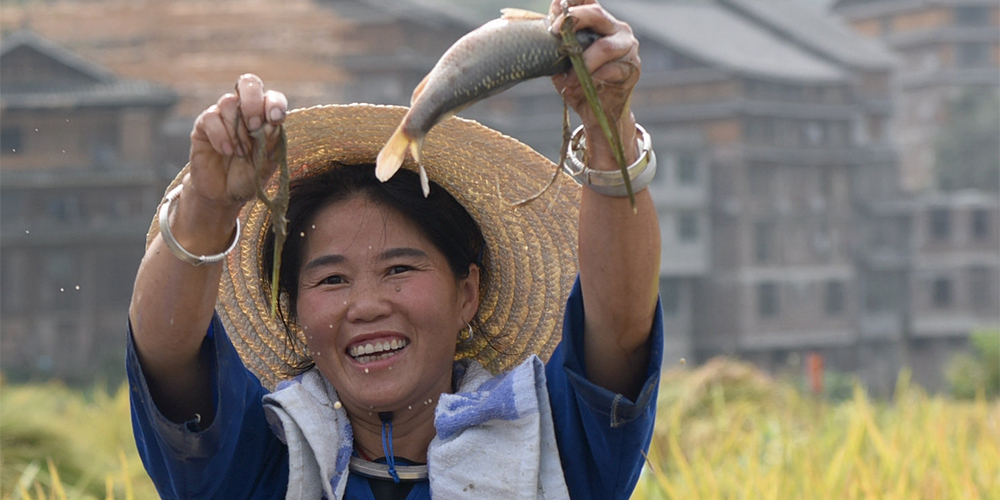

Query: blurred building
[832,0,1000,192]
[0,31,178,382]
[830,0,1000,390]
[2,0,996,392]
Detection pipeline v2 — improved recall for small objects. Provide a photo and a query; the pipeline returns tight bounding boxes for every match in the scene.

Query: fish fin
[419,164,430,197]
[411,72,431,104]
[500,8,546,20]
[376,125,411,182]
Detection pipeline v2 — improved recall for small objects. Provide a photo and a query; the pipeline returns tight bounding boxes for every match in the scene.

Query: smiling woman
[126,1,663,499]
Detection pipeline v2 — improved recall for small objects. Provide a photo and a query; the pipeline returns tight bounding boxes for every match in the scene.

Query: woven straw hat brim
[147,104,580,389]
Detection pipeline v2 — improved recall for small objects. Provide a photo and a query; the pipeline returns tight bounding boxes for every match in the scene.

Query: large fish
[376,8,599,195]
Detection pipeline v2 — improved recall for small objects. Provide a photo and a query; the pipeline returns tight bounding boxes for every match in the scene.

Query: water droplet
[408,405,412,410]
[679,358,686,365]
[388,366,392,371]
[300,231,305,237]
[316,351,321,356]
[24,230,29,234]
[59,288,65,292]
[329,324,333,329]
[334,401,342,409]
[395,286,401,292]
[170,318,175,325]
[364,368,370,374]
[11,149,15,153]
[311,224,316,229]
[61,150,66,154]
[368,246,372,250]
[34,128,38,132]
[74,285,80,290]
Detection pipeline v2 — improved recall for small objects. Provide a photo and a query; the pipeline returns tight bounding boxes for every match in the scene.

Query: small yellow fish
[376,8,599,195]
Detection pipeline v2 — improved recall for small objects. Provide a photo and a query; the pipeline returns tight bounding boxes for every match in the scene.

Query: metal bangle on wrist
[158,184,240,267]
[561,123,657,197]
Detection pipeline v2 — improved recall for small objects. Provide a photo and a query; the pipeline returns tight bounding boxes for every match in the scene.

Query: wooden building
[1,31,177,382]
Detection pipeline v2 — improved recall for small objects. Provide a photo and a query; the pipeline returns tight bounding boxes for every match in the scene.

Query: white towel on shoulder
[263,356,569,500]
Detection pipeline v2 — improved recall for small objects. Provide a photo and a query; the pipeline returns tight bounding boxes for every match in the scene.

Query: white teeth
[349,339,408,361]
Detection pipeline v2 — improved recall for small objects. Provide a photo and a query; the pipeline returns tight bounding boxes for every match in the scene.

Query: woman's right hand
[187,73,288,209]
[168,74,288,255]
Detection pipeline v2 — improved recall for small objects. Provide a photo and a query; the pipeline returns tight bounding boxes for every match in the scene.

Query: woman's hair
[260,163,487,374]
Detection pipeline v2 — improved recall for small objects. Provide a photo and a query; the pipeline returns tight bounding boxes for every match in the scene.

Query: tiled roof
[614,1,847,83]
[721,0,897,70]
[1,30,177,110]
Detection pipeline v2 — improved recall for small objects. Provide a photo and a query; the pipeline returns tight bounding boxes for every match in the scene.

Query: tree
[935,90,1000,192]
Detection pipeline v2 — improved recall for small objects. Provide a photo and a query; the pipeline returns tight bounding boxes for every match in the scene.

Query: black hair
[260,164,487,374]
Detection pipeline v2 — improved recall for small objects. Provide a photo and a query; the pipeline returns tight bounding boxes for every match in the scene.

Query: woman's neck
[349,400,439,463]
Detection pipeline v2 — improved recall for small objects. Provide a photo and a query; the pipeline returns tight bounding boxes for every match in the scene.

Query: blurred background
[2,0,996,394]
[1,0,998,498]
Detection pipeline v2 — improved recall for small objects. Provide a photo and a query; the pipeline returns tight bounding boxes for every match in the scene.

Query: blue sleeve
[126,314,289,500]
[546,277,664,500]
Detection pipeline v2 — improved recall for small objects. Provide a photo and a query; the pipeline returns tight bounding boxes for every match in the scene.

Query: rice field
[2,358,998,500]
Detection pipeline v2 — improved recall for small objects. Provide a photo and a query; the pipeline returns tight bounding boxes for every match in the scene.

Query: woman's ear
[459,263,481,321]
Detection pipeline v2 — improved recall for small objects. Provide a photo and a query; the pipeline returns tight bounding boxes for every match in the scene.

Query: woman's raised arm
[129,74,287,423]
[550,1,661,399]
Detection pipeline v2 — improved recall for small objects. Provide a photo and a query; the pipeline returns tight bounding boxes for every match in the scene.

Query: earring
[461,322,474,342]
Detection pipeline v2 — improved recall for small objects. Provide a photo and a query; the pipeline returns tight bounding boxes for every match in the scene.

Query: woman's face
[295,194,479,413]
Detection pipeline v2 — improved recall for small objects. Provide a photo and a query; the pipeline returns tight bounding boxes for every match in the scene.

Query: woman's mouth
[348,338,409,364]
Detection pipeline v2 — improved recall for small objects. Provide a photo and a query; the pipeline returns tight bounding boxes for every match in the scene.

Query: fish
[376,8,600,196]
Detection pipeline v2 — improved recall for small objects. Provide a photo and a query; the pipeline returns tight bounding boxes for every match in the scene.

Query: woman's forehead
[304,195,430,252]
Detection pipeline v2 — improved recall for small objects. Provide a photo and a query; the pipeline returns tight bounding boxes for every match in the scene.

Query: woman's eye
[320,275,345,285]
[388,265,411,276]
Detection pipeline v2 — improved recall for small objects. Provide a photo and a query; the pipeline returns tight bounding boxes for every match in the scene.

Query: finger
[264,90,288,125]
[584,31,639,80]
[195,105,235,157]
[236,73,266,132]
[549,0,594,19]
[216,93,243,157]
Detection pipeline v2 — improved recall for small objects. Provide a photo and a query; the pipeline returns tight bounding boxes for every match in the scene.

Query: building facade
[1,31,177,382]
[833,0,1000,192]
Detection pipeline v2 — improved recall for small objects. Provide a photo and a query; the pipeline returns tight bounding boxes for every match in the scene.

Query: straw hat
[148,104,581,389]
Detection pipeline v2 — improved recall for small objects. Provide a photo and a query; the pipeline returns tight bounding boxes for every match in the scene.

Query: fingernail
[248,116,262,131]
[270,107,285,122]
[222,141,234,156]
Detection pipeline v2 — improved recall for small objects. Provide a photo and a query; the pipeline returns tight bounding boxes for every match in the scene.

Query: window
[930,208,951,241]
[932,278,952,308]
[41,251,79,310]
[677,211,699,242]
[660,278,680,317]
[955,6,990,26]
[866,271,903,312]
[972,209,990,240]
[957,43,991,68]
[825,281,844,315]
[676,152,698,185]
[1,127,22,155]
[969,266,992,311]
[755,221,773,263]
[758,282,779,318]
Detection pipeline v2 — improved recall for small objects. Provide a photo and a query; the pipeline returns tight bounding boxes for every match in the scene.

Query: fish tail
[376,125,413,182]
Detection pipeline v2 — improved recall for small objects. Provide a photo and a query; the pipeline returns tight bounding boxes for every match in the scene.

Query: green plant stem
[559,17,636,212]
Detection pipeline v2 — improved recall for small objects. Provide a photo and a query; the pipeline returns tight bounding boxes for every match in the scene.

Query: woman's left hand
[549,0,641,163]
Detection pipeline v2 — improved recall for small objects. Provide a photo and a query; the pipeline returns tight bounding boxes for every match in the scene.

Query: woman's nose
[344,277,391,323]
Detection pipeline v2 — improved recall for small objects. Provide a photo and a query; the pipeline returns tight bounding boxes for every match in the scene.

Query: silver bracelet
[158,185,240,267]
[562,123,657,197]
